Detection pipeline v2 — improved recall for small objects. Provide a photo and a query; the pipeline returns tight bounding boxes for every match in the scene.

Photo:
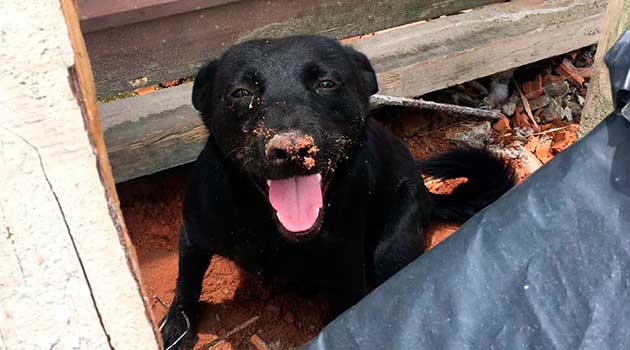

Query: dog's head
[192,35,378,242]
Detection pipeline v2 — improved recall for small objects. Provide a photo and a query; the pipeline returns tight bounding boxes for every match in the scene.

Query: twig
[153,295,169,310]
[370,94,503,120]
[200,316,260,350]
[532,125,571,136]
[513,78,540,129]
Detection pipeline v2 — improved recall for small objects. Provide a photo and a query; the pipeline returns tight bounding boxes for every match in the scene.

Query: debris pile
[382,45,595,184]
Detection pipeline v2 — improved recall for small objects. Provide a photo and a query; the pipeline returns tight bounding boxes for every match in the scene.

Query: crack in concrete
[0,326,7,349]
[0,125,116,350]
[48,338,59,350]
[5,228,26,284]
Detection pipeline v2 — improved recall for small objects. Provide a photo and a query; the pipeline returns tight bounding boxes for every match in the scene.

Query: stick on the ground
[513,78,540,129]
[200,316,260,350]
[369,94,503,120]
[532,125,572,136]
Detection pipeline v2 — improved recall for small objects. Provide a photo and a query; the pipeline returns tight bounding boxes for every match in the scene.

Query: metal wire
[160,311,191,350]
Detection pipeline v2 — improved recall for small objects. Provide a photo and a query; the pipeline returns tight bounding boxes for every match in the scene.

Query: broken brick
[159,79,183,88]
[535,145,554,164]
[517,147,543,179]
[134,85,156,95]
[551,128,579,153]
[555,58,584,86]
[525,135,540,153]
[492,116,511,135]
[522,74,543,99]
[535,136,554,164]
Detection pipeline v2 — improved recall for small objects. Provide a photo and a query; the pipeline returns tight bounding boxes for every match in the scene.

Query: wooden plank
[102,85,207,182]
[351,0,605,97]
[101,0,604,183]
[0,1,159,349]
[79,0,240,32]
[580,0,630,136]
[85,0,502,97]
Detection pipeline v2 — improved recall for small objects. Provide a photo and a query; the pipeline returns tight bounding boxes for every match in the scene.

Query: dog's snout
[265,131,318,169]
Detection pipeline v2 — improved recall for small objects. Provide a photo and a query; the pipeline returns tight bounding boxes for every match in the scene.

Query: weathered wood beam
[84,0,502,97]
[79,0,240,32]
[102,85,207,182]
[350,0,605,97]
[580,0,630,136]
[0,1,159,348]
[101,0,604,183]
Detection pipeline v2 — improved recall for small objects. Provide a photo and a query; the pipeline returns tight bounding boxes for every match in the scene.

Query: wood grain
[0,0,159,348]
[84,0,502,97]
[352,0,604,97]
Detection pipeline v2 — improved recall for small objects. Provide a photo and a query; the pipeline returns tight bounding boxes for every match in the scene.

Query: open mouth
[267,173,325,240]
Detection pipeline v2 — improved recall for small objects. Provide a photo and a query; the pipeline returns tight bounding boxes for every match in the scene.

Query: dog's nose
[265,131,318,168]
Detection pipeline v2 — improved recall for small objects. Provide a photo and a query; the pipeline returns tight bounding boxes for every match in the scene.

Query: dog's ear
[192,60,218,113]
[344,46,378,96]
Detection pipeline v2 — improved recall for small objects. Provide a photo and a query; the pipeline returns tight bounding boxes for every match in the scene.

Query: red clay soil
[118,167,330,350]
[118,119,577,349]
[118,107,579,349]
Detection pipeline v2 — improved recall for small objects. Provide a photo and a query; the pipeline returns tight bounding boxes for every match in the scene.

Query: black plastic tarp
[304,31,630,350]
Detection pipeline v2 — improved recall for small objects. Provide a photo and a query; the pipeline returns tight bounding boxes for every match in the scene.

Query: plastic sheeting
[304,31,630,350]
[605,31,630,120]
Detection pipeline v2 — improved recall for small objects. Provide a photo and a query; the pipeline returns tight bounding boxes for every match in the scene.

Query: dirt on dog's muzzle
[264,131,320,170]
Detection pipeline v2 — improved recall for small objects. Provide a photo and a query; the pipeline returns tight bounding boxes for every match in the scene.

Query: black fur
[160,35,515,349]
[421,148,516,221]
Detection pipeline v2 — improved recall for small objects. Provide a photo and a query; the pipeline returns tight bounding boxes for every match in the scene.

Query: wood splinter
[370,94,503,120]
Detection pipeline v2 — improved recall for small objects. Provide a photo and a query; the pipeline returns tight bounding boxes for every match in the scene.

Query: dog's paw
[160,309,197,350]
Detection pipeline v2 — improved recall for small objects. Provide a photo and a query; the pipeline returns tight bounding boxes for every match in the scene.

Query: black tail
[421,148,517,221]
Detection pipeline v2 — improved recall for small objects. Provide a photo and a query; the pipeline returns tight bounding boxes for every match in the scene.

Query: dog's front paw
[160,308,197,350]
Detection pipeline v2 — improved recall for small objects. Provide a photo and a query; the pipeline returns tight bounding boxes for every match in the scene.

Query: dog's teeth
[316,174,322,183]
[267,180,271,187]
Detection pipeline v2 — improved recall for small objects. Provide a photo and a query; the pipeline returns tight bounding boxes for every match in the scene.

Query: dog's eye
[231,88,252,98]
[316,80,337,90]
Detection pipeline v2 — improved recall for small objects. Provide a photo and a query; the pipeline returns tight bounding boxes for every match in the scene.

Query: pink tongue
[268,174,323,232]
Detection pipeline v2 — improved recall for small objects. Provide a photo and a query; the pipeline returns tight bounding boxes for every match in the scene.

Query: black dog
[161,35,515,349]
